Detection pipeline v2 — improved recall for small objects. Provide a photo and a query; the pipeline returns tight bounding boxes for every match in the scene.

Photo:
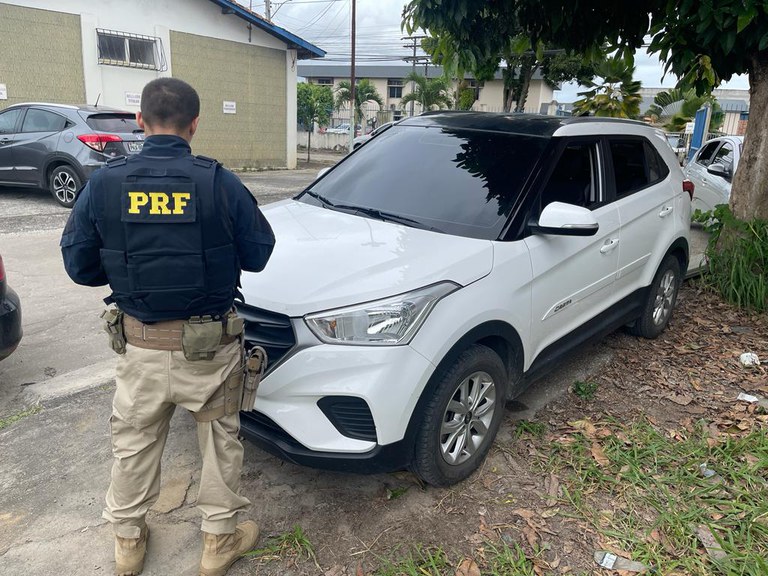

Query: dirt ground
[236,282,768,576]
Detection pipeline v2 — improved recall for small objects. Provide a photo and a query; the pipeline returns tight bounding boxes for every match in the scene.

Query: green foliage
[297,83,333,131]
[456,85,476,110]
[694,205,768,312]
[334,78,383,125]
[400,72,453,111]
[404,0,768,96]
[646,89,724,133]
[245,524,317,565]
[572,380,599,401]
[573,56,642,118]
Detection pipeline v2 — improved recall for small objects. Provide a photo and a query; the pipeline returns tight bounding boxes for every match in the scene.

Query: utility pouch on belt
[100,308,126,355]
[242,346,267,411]
[181,316,222,361]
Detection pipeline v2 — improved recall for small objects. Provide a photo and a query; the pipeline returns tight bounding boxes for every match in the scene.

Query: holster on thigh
[192,364,244,423]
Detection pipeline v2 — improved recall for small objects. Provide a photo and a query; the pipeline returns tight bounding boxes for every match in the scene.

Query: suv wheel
[49,165,81,208]
[412,344,508,486]
[630,255,682,339]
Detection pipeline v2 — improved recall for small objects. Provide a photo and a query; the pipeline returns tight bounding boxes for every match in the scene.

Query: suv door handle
[659,206,673,217]
[600,238,620,254]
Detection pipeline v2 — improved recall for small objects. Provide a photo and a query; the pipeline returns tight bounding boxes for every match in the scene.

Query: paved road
[0,165,330,416]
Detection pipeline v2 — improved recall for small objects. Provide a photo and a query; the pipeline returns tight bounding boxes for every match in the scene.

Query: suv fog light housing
[305,282,460,345]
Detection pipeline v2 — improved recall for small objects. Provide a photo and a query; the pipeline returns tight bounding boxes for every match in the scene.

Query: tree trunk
[730,51,768,221]
[515,62,536,113]
[503,67,515,113]
[307,126,311,163]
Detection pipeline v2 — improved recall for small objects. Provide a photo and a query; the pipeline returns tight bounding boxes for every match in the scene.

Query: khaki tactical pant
[102,341,251,538]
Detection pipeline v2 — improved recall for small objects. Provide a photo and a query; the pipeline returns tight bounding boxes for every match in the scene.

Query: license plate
[127,142,144,153]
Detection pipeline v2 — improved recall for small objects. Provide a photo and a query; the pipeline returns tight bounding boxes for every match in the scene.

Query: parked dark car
[0,254,22,361]
[0,103,144,208]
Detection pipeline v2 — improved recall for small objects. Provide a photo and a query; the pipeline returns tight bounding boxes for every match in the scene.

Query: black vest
[94,153,238,322]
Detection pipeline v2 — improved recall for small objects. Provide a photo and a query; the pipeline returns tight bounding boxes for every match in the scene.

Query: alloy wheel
[439,370,497,465]
[652,269,677,326]
[53,170,78,205]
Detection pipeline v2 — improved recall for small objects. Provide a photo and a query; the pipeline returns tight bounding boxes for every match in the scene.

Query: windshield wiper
[304,191,443,233]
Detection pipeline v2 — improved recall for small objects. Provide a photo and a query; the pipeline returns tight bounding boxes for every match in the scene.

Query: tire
[412,344,508,486]
[630,255,682,339]
[49,165,82,208]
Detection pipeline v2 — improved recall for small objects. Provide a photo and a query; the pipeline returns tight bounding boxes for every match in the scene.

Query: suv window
[713,142,734,169]
[300,125,549,240]
[0,108,22,134]
[85,113,140,133]
[21,109,68,133]
[695,140,720,166]
[609,139,667,197]
[540,142,601,209]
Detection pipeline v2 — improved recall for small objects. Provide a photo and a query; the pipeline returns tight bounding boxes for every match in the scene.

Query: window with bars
[315,78,334,86]
[97,29,167,71]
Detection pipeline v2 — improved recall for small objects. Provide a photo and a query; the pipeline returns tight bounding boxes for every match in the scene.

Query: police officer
[61,78,275,576]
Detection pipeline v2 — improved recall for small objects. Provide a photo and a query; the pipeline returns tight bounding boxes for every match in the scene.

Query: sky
[247,0,750,102]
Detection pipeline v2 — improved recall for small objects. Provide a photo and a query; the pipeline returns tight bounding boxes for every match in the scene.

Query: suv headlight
[305,282,460,346]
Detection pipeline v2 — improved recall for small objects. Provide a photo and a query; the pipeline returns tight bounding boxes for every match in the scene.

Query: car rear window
[609,138,669,197]
[300,125,548,240]
[85,113,140,133]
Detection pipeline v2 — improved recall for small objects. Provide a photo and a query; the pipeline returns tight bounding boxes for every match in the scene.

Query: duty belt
[123,315,237,351]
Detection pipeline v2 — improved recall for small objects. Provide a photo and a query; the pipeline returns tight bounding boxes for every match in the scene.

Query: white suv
[238,113,691,486]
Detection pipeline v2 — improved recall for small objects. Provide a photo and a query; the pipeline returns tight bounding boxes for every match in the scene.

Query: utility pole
[349,0,356,151]
[402,35,426,117]
[264,0,271,20]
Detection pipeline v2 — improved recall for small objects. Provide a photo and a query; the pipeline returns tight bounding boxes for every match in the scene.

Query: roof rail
[7,102,80,110]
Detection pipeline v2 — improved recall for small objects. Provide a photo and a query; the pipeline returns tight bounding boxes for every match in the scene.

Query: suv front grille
[235,303,295,372]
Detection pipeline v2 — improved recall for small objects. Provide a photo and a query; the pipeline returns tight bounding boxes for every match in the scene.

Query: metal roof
[207,0,325,59]
[297,63,546,82]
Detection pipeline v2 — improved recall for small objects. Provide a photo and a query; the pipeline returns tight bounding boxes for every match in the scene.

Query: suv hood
[240,200,494,316]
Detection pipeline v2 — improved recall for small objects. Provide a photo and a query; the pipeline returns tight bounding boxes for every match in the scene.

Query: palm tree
[400,72,453,112]
[334,79,384,127]
[573,56,641,118]
[646,88,724,132]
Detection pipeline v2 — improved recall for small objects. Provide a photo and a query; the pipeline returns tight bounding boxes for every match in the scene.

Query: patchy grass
[513,420,547,438]
[571,380,599,401]
[371,546,451,576]
[246,524,318,567]
[0,404,41,430]
[544,417,768,575]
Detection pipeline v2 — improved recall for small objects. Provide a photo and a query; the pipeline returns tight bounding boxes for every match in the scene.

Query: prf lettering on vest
[128,192,192,215]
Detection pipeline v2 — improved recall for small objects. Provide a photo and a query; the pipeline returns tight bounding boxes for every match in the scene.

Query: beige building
[0,0,323,169]
[297,63,557,128]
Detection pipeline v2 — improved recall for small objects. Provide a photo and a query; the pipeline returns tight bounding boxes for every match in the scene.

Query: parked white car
[238,113,691,486]
[683,135,742,214]
[352,121,395,149]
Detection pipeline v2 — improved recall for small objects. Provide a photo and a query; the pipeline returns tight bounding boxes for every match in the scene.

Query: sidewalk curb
[23,358,116,405]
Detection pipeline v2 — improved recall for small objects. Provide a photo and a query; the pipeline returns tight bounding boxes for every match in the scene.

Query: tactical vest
[93,153,238,322]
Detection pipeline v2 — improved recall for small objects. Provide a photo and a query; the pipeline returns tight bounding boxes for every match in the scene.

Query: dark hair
[140,78,200,131]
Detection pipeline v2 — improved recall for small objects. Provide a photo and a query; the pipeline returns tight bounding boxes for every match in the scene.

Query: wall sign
[125,92,141,106]
[223,101,236,114]
[0,84,7,100]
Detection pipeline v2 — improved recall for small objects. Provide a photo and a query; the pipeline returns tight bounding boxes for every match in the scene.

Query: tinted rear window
[85,114,140,133]
[300,125,548,240]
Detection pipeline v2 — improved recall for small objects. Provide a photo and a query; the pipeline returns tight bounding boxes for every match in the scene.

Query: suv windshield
[85,113,141,133]
[299,125,548,240]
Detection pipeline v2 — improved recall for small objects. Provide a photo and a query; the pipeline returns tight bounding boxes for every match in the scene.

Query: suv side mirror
[707,162,731,179]
[529,202,599,236]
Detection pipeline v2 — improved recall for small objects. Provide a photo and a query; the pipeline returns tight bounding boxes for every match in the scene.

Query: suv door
[14,107,70,185]
[524,139,621,361]
[685,139,722,213]
[609,137,676,297]
[0,107,23,185]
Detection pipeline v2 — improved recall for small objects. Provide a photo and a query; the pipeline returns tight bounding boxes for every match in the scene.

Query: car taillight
[0,255,5,282]
[77,133,122,152]
[683,179,694,200]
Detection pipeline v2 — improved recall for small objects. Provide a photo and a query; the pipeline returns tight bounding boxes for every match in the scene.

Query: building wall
[0,3,86,107]
[0,0,298,169]
[171,31,287,169]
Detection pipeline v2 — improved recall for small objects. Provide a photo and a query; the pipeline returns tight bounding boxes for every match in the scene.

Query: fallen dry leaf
[695,524,728,561]
[455,558,480,576]
[591,442,610,467]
